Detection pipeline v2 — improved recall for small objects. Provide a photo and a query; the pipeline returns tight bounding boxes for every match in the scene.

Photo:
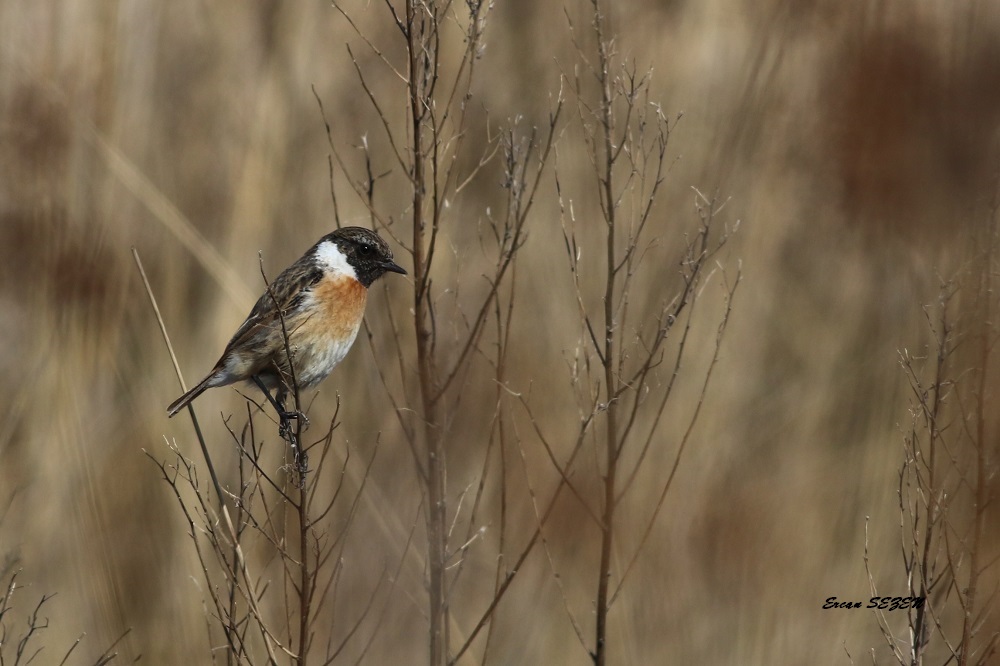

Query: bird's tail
[167,374,218,417]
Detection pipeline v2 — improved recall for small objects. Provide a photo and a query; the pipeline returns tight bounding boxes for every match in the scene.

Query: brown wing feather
[168,254,323,417]
[219,256,323,360]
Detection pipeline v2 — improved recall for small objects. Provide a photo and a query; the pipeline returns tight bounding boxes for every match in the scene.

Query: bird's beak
[382,260,407,276]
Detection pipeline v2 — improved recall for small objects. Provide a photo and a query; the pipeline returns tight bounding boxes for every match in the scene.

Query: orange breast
[311,274,367,337]
[279,274,368,388]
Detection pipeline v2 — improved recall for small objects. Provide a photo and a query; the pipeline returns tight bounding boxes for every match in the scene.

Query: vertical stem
[594,3,616,664]
[406,1,448,663]
[228,452,245,666]
[298,489,311,665]
[959,225,993,666]
[913,304,949,665]
[425,374,448,666]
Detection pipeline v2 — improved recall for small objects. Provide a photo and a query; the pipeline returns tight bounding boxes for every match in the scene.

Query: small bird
[167,226,406,419]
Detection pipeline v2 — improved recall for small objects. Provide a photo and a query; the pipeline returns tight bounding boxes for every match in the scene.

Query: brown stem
[298,484,311,664]
[594,2,616,663]
[912,299,950,663]
[405,2,448,663]
[959,230,993,666]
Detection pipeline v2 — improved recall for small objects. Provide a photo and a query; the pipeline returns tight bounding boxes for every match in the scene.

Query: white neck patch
[314,240,358,280]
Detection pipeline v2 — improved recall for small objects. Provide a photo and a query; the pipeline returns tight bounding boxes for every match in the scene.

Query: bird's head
[316,227,406,287]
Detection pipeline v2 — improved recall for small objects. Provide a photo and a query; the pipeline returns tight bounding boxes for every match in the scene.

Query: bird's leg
[276,386,310,431]
[251,376,309,431]
[251,375,310,484]
[278,386,309,486]
[252,375,287,420]
[252,377,309,485]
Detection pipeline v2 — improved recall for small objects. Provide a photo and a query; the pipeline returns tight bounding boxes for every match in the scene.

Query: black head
[325,226,406,287]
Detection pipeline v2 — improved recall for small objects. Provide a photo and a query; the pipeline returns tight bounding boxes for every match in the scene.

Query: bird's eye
[358,243,373,256]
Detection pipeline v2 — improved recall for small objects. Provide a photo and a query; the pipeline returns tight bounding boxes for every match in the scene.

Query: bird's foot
[277,408,310,431]
[278,412,309,439]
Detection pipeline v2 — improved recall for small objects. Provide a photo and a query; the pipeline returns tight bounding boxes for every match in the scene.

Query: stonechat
[167,226,406,419]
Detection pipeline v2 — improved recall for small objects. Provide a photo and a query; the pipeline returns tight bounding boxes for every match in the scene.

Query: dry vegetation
[1,1,999,664]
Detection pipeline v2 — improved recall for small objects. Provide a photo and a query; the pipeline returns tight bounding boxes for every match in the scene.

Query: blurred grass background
[1,0,998,663]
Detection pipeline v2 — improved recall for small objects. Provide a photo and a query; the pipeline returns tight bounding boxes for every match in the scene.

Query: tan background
[1,1,998,663]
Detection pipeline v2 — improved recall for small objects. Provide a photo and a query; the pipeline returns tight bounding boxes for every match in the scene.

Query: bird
[167,226,406,420]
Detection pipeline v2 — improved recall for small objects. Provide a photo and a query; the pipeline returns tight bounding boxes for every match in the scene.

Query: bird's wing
[221,254,324,358]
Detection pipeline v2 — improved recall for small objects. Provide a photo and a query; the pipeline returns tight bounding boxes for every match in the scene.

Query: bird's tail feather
[167,374,217,417]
